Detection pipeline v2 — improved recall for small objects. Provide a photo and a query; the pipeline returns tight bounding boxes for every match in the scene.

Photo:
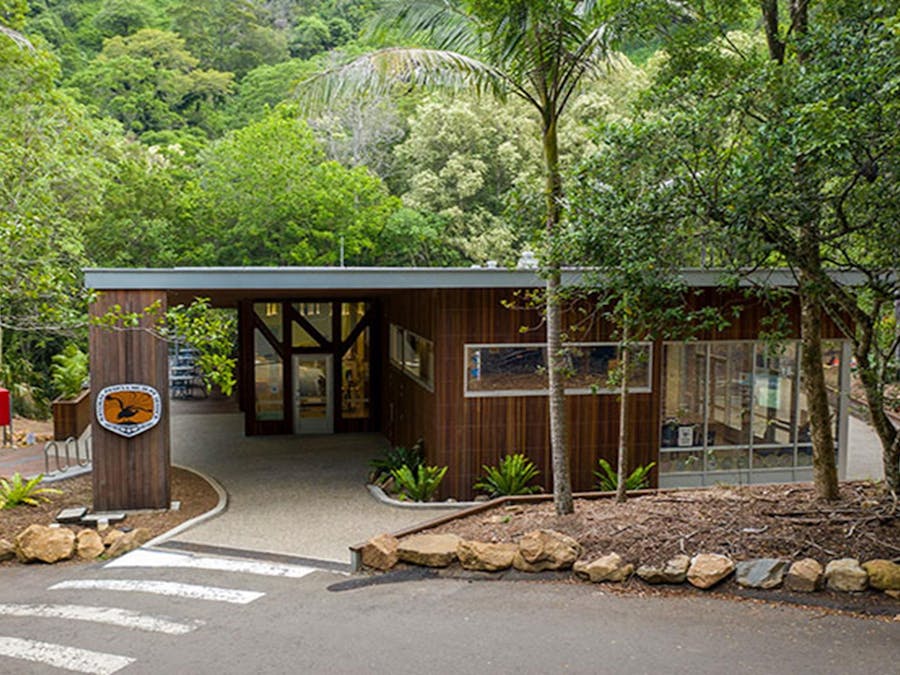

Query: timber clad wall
[89,290,170,510]
[380,291,437,461]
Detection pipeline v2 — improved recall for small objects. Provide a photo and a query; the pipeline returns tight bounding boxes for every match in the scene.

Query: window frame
[389,323,435,392]
[463,341,653,398]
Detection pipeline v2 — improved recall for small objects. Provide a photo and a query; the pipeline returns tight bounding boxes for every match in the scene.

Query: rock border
[356,529,900,603]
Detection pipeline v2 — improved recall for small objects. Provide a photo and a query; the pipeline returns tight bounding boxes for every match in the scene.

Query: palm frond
[0,24,33,50]
[369,0,480,54]
[298,47,509,113]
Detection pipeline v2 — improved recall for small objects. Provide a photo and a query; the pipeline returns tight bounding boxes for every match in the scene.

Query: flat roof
[84,266,865,291]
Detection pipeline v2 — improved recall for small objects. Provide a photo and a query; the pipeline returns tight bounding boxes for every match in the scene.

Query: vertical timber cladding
[433,288,658,500]
[380,290,437,465]
[89,289,170,510]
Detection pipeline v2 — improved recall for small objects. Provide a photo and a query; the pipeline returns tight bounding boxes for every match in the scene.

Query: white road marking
[49,579,264,604]
[0,603,202,635]
[0,636,134,674]
[105,548,318,579]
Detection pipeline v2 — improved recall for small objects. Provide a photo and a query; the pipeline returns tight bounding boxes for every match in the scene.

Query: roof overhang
[83,266,867,292]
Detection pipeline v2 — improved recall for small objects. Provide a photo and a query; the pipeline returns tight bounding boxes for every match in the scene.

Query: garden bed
[1,467,219,566]
[425,481,899,564]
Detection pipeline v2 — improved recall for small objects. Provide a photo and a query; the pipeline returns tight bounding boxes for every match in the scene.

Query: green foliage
[0,473,62,509]
[390,464,447,502]
[50,344,89,400]
[369,444,424,482]
[164,299,237,396]
[594,459,655,492]
[473,453,541,497]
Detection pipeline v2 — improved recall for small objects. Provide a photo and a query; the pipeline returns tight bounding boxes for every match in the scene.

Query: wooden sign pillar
[89,290,170,510]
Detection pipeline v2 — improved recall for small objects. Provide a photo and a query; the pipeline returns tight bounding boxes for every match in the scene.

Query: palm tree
[302,0,613,515]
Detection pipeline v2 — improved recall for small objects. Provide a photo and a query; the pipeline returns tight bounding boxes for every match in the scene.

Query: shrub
[594,459,655,492]
[0,473,62,509]
[473,453,542,497]
[50,344,89,400]
[390,464,447,502]
[369,443,424,482]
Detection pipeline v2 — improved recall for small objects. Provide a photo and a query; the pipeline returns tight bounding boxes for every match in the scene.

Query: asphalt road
[0,550,896,675]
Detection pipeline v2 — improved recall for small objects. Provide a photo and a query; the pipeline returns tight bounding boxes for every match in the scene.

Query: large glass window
[254,328,283,421]
[660,340,847,486]
[342,327,370,419]
[465,343,652,397]
[254,303,283,342]
[292,302,332,347]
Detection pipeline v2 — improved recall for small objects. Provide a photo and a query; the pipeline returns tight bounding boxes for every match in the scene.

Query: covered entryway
[167,403,450,563]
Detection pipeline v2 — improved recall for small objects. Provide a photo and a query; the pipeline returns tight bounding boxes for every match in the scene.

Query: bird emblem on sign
[96,384,162,437]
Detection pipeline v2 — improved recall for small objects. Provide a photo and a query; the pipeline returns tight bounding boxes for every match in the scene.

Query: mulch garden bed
[428,481,900,564]
[1,467,219,567]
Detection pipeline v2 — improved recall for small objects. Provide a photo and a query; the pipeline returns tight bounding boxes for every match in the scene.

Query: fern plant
[473,453,542,497]
[50,344,89,399]
[0,473,62,509]
[370,444,424,482]
[390,464,447,502]
[594,459,656,492]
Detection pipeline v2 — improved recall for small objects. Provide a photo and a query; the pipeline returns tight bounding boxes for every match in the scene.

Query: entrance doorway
[293,354,333,434]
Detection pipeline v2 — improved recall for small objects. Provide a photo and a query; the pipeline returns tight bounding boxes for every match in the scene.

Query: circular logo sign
[96,384,162,438]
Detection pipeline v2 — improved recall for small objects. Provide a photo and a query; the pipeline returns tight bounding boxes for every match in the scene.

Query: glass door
[293,354,333,434]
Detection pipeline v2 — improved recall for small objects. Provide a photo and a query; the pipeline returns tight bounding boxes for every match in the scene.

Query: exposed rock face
[105,528,151,559]
[361,533,399,571]
[0,538,15,562]
[457,540,518,572]
[573,553,634,583]
[397,533,462,567]
[861,560,900,591]
[76,529,105,560]
[687,554,735,589]
[735,558,789,589]
[636,555,691,584]
[15,524,76,563]
[513,530,582,572]
[785,558,823,592]
[825,558,868,592]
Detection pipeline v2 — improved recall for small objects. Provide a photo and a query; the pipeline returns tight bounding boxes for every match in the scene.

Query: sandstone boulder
[457,540,518,571]
[825,558,868,592]
[735,558,789,589]
[76,529,105,560]
[102,529,124,547]
[861,559,900,591]
[0,538,15,562]
[573,553,634,583]
[15,524,75,563]
[636,555,691,584]
[687,553,735,589]
[785,558,823,592]
[397,533,462,567]
[360,533,399,571]
[105,528,151,559]
[513,530,582,572]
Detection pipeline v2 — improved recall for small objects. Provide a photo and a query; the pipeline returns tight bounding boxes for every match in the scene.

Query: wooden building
[85,267,852,509]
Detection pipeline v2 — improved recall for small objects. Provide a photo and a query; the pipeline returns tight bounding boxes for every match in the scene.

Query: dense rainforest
[2,0,898,499]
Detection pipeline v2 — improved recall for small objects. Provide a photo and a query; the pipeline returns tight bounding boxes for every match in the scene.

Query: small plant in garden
[390,464,447,502]
[594,459,655,492]
[50,344,88,399]
[0,473,62,509]
[369,444,424,482]
[473,453,542,497]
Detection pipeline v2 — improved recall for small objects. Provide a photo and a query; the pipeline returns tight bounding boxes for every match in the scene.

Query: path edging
[142,464,228,549]
[366,484,479,510]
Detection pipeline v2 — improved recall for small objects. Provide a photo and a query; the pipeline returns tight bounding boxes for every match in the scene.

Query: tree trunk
[615,315,630,503]
[798,277,840,501]
[543,114,573,515]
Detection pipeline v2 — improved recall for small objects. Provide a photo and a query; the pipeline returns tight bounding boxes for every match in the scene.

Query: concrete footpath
[167,412,451,565]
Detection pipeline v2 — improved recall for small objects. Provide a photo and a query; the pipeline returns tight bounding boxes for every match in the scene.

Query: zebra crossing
[0,547,334,673]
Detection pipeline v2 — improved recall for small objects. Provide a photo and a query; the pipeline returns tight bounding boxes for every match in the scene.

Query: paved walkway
[167,412,451,565]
